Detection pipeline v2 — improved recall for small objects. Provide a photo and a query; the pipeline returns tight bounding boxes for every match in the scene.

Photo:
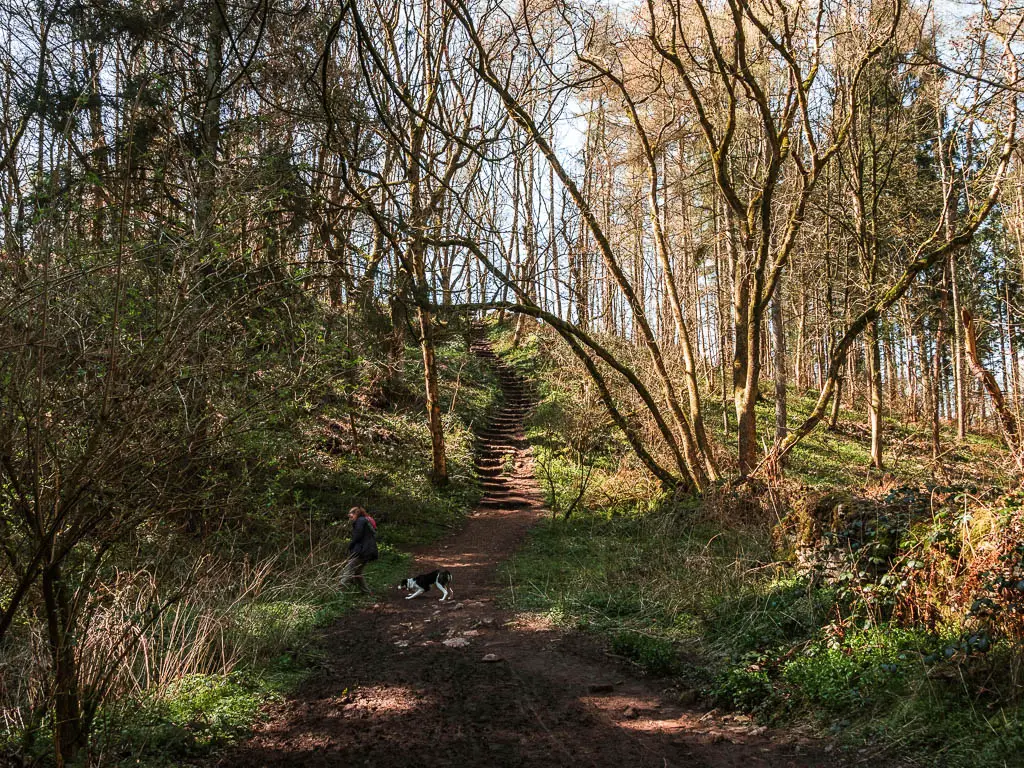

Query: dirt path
[217,336,837,768]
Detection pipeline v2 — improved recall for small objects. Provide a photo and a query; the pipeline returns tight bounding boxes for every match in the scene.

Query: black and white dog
[398,569,454,601]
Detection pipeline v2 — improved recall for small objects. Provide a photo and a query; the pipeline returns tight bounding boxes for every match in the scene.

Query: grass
[105,332,496,765]
[80,550,410,767]
[501,506,770,683]
[505,501,1024,766]
[286,332,497,549]
[501,324,1024,767]
[696,376,1014,492]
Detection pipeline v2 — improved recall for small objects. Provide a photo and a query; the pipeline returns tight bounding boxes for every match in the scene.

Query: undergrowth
[504,324,1024,768]
[75,552,412,767]
[0,321,497,767]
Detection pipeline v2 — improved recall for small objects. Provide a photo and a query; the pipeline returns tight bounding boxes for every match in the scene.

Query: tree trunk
[736,304,761,477]
[549,152,560,318]
[418,301,448,485]
[406,23,448,486]
[963,308,1022,465]
[730,213,759,475]
[42,564,84,767]
[1007,278,1021,429]
[931,316,943,461]
[950,250,967,440]
[772,277,787,463]
[639,125,718,481]
[828,376,843,430]
[795,283,806,391]
[511,153,528,347]
[866,320,883,470]
[197,0,225,235]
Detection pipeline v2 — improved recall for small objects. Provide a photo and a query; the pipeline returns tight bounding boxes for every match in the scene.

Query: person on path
[346,505,378,594]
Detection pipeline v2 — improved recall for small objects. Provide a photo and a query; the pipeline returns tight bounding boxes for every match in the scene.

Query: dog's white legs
[405,587,426,600]
[437,583,449,601]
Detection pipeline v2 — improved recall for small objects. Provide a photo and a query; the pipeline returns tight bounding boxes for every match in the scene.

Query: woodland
[2,0,1024,764]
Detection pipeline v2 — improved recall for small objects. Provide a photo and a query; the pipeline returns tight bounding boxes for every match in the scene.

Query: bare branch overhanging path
[214,333,840,768]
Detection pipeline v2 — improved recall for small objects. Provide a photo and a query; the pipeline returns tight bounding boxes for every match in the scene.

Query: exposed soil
[216,335,841,768]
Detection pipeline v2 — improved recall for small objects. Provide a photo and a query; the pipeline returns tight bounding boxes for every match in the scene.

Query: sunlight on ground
[262,685,428,732]
[344,684,425,716]
[612,718,687,733]
[503,613,557,632]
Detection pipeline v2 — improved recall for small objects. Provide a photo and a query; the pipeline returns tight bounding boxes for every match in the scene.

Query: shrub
[711,667,774,712]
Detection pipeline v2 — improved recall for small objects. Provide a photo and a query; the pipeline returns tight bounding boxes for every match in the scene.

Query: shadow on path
[215,331,836,768]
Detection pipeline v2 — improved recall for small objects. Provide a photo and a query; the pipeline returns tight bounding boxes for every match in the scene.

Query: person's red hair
[349,505,376,529]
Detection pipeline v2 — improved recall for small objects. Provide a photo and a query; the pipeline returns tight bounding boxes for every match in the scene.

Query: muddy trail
[217,333,838,768]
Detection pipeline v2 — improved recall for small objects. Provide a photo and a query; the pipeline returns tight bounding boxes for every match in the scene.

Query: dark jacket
[348,516,378,562]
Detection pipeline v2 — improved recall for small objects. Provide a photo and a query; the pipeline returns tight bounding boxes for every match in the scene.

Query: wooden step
[482,488,530,499]
[476,432,517,442]
[477,455,514,465]
[478,497,534,510]
[477,438,523,449]
[477,429,517,439]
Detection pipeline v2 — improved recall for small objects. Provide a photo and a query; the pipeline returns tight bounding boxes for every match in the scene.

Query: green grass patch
[506,504,1024,766]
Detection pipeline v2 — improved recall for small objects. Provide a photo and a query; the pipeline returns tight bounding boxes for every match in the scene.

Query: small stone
[479,617,495,625]
[442,637,471,648]
[748,726,768,736]
[481,653,502,662]
[393,640,409,648]
[463,629,481,637]
[452,603,464,610]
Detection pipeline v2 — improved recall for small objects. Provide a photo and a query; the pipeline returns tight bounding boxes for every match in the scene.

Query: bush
[711,667,774,712]
[230,600,322,660]
[161,674,264,747]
